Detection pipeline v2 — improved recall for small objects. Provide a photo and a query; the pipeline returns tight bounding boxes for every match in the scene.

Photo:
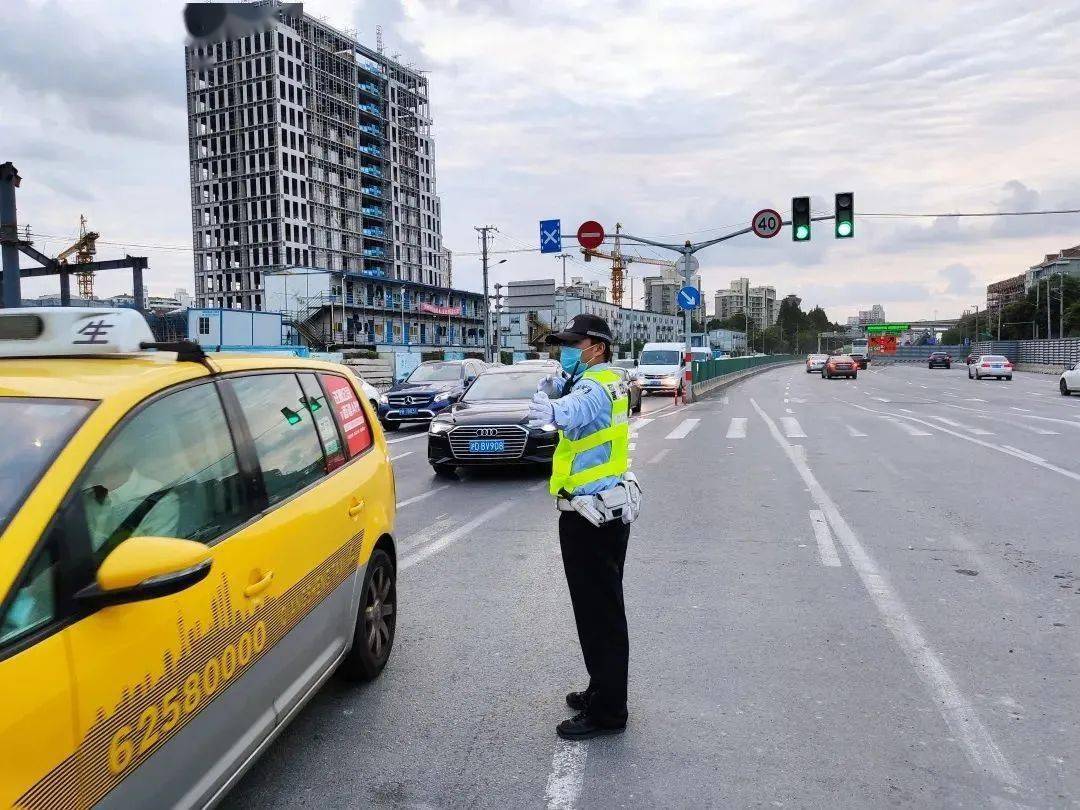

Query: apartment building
[714,278,777,327]
[184,6,444,310]
[643,267,702,317]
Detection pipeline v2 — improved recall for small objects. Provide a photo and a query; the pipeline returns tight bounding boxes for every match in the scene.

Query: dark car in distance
[378,359,486,430]
[427,365,565,476]
[928,351,952,369]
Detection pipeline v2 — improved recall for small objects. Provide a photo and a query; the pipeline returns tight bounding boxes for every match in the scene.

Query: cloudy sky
[4,0,1080,321]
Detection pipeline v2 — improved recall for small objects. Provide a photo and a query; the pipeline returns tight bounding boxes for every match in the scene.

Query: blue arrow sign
[539,219,562,254]
[677,285,702,311]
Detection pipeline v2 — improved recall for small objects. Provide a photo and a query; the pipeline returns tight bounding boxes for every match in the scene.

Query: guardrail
[692,354,796,383]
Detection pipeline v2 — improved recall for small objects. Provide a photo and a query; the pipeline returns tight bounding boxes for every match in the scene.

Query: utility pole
[0,162,22,308]
[1060,272,1065,341]
[1047,276,1052,339]
[475,225,496,362]
[556,252,572,328]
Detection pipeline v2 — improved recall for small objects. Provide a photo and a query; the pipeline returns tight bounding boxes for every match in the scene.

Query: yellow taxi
[0,308,397,809]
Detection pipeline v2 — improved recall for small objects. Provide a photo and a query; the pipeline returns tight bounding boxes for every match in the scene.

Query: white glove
[527,391,556,428]
[537,374,565,399]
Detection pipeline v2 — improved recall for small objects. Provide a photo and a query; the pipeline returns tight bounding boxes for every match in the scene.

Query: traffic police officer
[528,313,640,740]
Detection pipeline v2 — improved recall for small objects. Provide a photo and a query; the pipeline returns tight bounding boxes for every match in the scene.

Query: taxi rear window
[0,397,95,535]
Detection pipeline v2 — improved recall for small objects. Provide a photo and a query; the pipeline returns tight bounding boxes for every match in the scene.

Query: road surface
[226,362,1080,809]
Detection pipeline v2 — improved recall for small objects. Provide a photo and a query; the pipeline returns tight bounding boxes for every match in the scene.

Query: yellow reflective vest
[548,367,630,496]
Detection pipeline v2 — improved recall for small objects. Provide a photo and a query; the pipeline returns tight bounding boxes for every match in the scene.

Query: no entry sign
[751,209,782,238]
[576,221,605,250]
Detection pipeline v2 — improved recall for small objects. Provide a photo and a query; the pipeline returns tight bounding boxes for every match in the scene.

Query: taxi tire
[340,548,396,682]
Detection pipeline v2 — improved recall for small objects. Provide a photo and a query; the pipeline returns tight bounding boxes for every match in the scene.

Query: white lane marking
[665,418,700,440]
[628,442,636,451]
[809,510,841,567]
[785,408,795,415]
[726,417,748,439]
[629,417,654,431]
[791,397,807,403]
[1001,445,1047,464]
[545,740,588,810]
[387,431,427,445]
[1010,407,1031,412]
[882,416,931,437]
[929,416,993,436]
[1030,392,1044,396]
[649,448,672,465]
[847,401,1080,484]
[781,417,807,438]
[845,424,867,437]
[871,396,891,402]
[721,395,729,405]
[965,398,987,403]
[390,451,413,461]
[397,485,452,509]
[920,385,928,389]
[399,500,514,570]
[1014,422,1059,435]
[751,398,1019,787]
[898,408,914,413]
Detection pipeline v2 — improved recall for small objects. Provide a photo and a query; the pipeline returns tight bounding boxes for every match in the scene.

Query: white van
[636,342,688,396]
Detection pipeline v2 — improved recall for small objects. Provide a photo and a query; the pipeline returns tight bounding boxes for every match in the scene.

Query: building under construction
[184,4,447,312]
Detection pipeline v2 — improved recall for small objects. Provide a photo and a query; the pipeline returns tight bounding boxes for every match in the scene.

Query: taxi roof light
[0,308,208,365]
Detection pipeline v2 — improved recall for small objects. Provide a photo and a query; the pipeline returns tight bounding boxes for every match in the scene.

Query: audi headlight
[540,423,558,433]
[429,420,452,435]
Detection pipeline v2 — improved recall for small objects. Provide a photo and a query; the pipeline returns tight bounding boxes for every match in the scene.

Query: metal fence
[692,354,795,382]
[870,345,967,362]
[973,338,1080,367]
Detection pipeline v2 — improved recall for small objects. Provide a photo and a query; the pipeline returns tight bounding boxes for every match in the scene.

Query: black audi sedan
[427,365,564,476]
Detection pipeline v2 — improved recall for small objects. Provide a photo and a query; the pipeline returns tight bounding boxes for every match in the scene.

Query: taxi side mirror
[77,537,212,609]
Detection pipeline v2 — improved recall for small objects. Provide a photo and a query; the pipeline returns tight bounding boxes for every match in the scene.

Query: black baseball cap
[545,313,615,346]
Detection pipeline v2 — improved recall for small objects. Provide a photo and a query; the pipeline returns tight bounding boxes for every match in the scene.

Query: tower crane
[581,222,676,308]
[55,215,100,300]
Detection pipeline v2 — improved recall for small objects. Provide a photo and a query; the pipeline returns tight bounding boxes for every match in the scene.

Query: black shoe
[565,690,590,711]
[556,711,627,740]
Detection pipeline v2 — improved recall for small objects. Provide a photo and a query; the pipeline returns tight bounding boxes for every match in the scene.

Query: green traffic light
[836,220,853,237]
[795,225,810,240]
[281,406,302,425]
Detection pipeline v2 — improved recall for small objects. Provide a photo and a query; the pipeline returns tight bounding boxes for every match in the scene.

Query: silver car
[968,355,1013,380]
[805,354,828,373]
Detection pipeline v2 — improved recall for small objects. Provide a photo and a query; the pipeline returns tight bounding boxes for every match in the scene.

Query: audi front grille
[448,425,529,459]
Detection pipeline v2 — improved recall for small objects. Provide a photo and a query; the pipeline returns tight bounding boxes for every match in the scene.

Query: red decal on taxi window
[322,374,372,456]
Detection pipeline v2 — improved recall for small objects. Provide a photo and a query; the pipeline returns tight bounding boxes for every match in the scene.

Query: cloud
[938,263,976,296]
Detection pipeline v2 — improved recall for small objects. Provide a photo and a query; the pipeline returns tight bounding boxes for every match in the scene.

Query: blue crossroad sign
[539,219,562,254]
[677,286,702,311]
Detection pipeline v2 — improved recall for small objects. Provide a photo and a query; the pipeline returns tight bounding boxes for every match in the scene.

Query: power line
[861,208,1080,219]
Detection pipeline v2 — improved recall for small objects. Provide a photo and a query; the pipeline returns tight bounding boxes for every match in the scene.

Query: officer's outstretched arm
[550,379,608,432]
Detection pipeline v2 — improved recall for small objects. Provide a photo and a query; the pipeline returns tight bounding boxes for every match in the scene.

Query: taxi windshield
[639,350,680,366]
[463,371,546,401]
[0,398,95,535]
[407,363,462,383]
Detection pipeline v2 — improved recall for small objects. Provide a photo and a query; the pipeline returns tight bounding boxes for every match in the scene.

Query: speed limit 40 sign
[751,209,782,238]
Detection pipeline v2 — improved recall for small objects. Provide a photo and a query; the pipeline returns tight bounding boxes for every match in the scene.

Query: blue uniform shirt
[550,362,623,496]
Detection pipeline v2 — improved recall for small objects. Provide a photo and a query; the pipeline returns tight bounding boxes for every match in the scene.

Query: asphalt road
[225,362,1080,809]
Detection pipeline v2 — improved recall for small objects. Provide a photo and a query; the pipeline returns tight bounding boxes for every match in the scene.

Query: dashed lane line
[880,416,931,437]
[726,417,748,439]
[545,740,588,810]
[399,500,515,570]
[397,485,451,509]
[390,451,413,461]
[845,424,867,437]
[648,448,672,465]
[751,398,1019,788]
[387,431,427,445]
[928,416,994,436]
[665,418,700,440]
[809,510,841,567]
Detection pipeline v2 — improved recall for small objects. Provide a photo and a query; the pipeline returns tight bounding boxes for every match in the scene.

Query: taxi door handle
[244,571,274,598]
[347,499,366,518]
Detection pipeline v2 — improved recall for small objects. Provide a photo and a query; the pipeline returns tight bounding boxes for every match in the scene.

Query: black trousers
[559,510,631,720]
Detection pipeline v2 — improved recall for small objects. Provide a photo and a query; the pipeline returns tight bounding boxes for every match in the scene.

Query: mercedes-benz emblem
[477,427,498,437]
[405,396,414,405]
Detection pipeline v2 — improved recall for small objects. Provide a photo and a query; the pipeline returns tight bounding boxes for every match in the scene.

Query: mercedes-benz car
[377,359,485,430]
[427,365,565,476]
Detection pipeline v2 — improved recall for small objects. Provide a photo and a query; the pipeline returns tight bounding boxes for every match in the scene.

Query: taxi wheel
[341,548,396,682]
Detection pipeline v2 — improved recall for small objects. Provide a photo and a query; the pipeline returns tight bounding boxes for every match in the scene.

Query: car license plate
[469,439,505,453]
[400,407,418,416]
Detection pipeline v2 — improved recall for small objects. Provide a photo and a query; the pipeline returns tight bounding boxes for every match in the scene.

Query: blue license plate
[469,439,505,453]
[399,407,418,416]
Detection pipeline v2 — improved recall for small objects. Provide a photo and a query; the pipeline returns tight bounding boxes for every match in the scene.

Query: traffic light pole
[618,215,836,401]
